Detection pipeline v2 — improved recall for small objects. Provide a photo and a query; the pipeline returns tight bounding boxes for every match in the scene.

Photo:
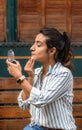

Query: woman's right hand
[6,59,22,79]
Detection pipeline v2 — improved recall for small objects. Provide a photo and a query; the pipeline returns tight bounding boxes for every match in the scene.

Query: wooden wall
[17,0,82,42]
[71,0,82,42]
[0,0,82,43]
[0,0,6,42]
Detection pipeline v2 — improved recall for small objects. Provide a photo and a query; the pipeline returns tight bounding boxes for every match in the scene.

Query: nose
[30,44,35,51]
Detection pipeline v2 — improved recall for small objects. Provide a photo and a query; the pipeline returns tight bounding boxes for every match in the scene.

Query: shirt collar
[35,62,61,76]
[48,62,61,75]
[37,65,53,76]
[48,65,53,74]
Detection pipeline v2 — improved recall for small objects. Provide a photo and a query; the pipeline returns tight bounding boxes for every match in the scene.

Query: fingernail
[31,56,34,59]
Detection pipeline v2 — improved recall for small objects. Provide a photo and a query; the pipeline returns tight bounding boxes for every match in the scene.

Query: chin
[32,56,42,62]
[34,59,40,62]
[32,56,38,61]
[34,58,41,62]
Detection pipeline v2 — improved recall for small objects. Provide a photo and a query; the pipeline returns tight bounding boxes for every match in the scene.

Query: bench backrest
[0,78,82,130]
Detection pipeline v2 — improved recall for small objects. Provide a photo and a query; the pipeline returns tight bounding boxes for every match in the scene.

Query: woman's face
[30,33,50,63]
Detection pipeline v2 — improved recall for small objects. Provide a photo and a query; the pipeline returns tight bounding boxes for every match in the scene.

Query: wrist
[16,75,26,84]
[15,73,22,80]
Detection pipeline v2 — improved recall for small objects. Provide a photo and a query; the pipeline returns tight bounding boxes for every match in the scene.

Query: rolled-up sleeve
[17,91,30,110]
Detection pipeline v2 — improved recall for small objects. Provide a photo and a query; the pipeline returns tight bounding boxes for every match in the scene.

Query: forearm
[27,77,33,85]
[20,78,33,100]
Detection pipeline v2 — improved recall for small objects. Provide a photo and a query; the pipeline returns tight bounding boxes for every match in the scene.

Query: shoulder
[53,62,73,78]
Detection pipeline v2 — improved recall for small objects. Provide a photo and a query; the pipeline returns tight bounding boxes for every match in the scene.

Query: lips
[31,53,35,55]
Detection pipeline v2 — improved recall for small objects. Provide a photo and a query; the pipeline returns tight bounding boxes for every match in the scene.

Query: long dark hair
[40,27,73,70]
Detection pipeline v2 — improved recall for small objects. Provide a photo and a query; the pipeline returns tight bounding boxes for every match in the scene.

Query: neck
[41,59,55,75]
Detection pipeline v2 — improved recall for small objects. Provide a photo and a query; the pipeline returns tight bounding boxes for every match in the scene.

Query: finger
[6,59,10,65]
[6,59,17,67]
[16,61,20,66]
[24,57,35,71]
[6,59,14,66]
[7,66,12,73]
[24,59,32,68]
[16,61,22,71]
[30,57,35,68]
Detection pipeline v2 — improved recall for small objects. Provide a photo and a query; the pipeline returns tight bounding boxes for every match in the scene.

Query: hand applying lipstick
[24,56,35,79]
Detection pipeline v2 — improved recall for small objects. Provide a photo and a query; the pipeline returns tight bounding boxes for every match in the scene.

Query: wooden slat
[72,0,82,41]
[0,91,19,104]
[0,78,20,90]
[74,78,82,89]
[0,106,31,118]
[18,0,41,15]
[77,128,82,130]
[0,118,82,130]
[46,0,66,14]
[0,0,6,42]
[0,119,82,130]
[0,104,82,119]
[0,90,82,104]
[75,118,82,128]
[66,0,72,35]
[0,56,31,60]
[0,77,82,90]
[0,119,30,130]
[73,90,82,102]
[0,55,82,60]
[73,104,82,117]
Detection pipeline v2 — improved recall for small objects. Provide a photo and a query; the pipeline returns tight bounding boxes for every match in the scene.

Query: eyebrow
[35,40,44,44]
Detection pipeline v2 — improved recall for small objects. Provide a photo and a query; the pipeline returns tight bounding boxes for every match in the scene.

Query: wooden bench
[0,78,31,130]
[0,77,82,130]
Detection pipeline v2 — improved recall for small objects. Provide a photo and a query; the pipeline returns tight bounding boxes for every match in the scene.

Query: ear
[49,47,56,56]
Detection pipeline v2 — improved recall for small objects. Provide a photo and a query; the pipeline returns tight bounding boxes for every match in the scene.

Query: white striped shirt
[18,62,76,130]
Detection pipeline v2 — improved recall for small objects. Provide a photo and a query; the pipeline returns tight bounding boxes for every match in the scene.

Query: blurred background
[0,1,82,130]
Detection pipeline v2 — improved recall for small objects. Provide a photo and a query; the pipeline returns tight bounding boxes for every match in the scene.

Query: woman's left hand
[24,57,35,79]
[6,59,22,79]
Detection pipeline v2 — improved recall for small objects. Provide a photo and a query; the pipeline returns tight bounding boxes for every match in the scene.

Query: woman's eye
[37,43,41,47]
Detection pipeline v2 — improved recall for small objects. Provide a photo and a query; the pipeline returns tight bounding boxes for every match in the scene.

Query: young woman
[6,27,76,130]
